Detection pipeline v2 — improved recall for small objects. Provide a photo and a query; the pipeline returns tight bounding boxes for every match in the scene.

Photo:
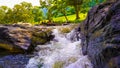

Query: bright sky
[0,0,40,8]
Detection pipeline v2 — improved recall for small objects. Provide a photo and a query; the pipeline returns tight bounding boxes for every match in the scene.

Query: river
[26,28,93,68]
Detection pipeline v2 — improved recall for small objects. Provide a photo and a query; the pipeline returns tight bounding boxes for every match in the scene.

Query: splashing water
[26,28,93,68]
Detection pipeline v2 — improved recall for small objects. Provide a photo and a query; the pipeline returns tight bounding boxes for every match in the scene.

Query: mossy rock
[0,43,23,53]
[60,27,71,33]
[53,61,65,68]
[68,57,77,63]
[31,30,52,45]
[0,43,13,51]
[32,32,47,38]
[31,36,48,45]
[0,65,3,68]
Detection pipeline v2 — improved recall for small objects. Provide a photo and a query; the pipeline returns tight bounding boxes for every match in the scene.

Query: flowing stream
[26,28,93,68]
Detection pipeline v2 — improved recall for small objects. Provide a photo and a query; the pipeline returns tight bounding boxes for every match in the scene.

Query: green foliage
[32,6,43,22]
[0,0,107,24]
[53,0,69,22]
[0,6,10,24]
[0,2,43,24]
[65,0,83,19]
[12,2,34,23]
[40,0,54,22]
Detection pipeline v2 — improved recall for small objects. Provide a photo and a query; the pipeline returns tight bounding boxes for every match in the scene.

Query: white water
[26,28,92,68]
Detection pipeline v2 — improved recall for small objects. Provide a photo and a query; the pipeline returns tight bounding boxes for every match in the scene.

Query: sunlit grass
[39,13,87,24]
[53,13,87,22]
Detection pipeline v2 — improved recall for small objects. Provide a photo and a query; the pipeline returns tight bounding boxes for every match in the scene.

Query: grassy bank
[53,13,87,23]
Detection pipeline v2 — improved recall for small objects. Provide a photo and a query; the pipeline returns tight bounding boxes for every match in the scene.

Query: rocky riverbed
[0,23,78,68]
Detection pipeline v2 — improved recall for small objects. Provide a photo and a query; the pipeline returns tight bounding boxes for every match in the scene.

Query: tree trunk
[64,13,69,23]
[62,11,69,23]
[48,9,52,23]
[75,5,80,20]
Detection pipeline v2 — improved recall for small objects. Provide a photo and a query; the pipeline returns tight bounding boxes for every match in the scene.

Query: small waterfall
[26,28,92,68]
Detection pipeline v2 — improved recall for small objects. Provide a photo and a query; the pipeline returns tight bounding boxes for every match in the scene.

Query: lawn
[38,13,87,25]
[53,13,87,22]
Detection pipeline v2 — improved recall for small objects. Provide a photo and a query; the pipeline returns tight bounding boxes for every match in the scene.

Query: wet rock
[31,28,54,46]
[0,26,31,52]
[0,54,30,68]
[80,1,120,68]
[0,25,54,53]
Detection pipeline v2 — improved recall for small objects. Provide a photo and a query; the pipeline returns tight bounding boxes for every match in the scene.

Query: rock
[0,54,30,68]
[0,26,32,52]
[80,1,120,68]
[0,25,54,53]
[31,28,54,46]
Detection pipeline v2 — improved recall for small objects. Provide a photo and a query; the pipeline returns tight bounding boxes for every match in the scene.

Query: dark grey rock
[0,54,30,68]
[80,1,120,68]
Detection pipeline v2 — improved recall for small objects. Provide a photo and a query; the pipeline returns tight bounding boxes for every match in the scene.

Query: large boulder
[0,25,54,53]
[0,26,31,52]
[80,1,120,68]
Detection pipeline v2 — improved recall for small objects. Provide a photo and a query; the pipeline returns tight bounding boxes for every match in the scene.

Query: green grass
[53,13,87,22]
[38,13,87,25]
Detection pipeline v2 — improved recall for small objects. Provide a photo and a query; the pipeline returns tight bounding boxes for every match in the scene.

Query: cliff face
[80,1,120,68]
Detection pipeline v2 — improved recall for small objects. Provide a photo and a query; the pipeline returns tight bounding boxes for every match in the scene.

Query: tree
[66,0,83,19]
[40,0,70,23]
[53,0,69,23]
[40,0,54,22]
[0,7,5,23]
[3,8,13,24]
[12,2,34,23]
[0,6,10,24]
[32,6,43,22]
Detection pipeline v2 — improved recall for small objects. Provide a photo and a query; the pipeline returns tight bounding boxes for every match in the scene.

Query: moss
[68,57,77,63]
[0,65,3,68]
[45,28,53,35]
[0,43,23,53]
[92,29,103,39]
[33,32,47,38]
[31,31,48,45]
[108,59,117,68]
[60,27,71,33]
[53,61,65,68]
[31,28,53,45]
[0,43,13,51]
[31,36,47,45]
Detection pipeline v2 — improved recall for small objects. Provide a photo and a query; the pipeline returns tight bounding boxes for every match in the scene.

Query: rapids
[26,28,93,68]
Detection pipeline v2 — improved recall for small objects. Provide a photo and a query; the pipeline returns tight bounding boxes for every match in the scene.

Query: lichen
[53,61,65,68]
